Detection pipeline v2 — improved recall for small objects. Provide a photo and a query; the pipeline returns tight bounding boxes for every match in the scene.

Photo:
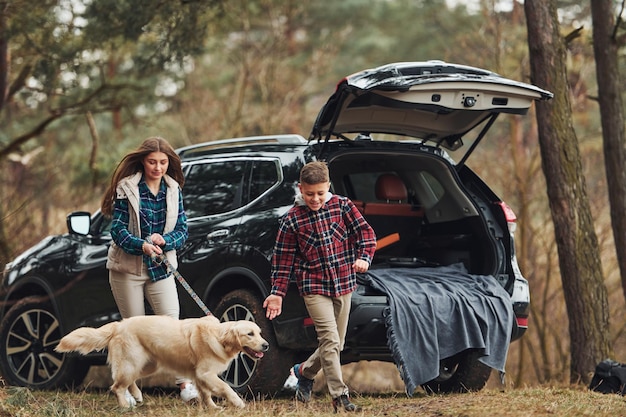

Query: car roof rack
[177,134,308,158]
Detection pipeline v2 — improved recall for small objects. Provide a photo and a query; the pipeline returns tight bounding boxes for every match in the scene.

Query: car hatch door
[310,60,553,165]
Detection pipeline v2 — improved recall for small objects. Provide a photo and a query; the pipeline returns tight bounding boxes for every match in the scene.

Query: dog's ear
[231,322,245,347]
[218,322,242,351]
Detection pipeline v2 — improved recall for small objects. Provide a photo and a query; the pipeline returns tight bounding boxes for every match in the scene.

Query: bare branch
[0,111,62,159]
[564,26,584,44]
[616,32,626,47]
[0,83,134,159]
[8,62,33,100]
[612,0,625,40]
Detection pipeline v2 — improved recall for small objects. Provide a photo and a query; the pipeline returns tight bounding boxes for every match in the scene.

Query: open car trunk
[327,147,502,279]
[326,144,516,394]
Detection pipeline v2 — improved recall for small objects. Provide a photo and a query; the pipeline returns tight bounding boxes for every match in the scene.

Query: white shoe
[124,389,137,407]
[283,371,298,391]
[180,382,199,403]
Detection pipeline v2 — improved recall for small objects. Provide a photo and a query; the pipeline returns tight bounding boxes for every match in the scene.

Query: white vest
[106,172,181,276]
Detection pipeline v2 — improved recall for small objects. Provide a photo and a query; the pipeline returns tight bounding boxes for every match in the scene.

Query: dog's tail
[55,322,118,355]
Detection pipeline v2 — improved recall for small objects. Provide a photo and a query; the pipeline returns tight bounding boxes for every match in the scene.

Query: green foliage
[2,0,226,146]
[82,0,222,67]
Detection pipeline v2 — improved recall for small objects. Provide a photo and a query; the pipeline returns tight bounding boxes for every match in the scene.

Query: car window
[87,212,111,236]
[345,170,442,208]
[345,172,379,202]
[247,160,279,203]
[415,171,445,209]
[99,216,112,234]
[183,160,247,218]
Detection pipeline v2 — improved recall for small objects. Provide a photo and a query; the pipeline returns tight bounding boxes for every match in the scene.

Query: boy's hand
[353,259,370,273]
[263,294,283,320]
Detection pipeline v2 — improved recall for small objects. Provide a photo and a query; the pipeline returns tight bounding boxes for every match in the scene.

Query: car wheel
[0,297,89,389]
[213,289,295,396]
[421,349,492,394]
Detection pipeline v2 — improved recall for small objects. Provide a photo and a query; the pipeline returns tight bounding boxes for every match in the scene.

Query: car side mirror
[67,211,91,236]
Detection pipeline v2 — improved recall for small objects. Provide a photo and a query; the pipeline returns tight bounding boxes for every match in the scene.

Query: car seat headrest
[375,173,407,202]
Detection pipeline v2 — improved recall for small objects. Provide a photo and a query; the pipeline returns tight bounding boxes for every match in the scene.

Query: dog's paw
[124,389,137,408]
[234,398,246,409]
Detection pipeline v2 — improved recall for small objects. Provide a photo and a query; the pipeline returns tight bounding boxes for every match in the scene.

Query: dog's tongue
[245,347,264,359]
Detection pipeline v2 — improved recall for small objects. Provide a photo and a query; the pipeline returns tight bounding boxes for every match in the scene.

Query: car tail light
[496,201,517,234]
[516,316,528,328]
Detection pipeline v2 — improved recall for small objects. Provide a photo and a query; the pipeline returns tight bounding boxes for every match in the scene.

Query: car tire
[213,289,295,396]
[0,297,89,389]
[421,349,492,394]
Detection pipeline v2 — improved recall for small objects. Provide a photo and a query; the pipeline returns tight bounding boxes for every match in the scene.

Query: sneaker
[293,363,314,403]
[180,382,199,403]
[124,389,137,408]
[283,369,298,391]
[332,394,360,412]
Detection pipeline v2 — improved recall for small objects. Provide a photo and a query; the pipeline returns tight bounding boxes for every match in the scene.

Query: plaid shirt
[270,195,376,298]
[110,178,188,281]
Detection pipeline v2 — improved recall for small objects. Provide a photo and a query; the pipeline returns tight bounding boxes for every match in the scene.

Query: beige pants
[109,265,180,319]
[109,264,188,385]
[299,293,352,398]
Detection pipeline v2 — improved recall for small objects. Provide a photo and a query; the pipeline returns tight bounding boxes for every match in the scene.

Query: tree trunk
[524,0,611,383]
[0,4,9,266]
[0,1,8,111]
[591,0,626,304]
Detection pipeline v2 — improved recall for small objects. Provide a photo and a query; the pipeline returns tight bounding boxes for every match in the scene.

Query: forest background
[0,0,622,390]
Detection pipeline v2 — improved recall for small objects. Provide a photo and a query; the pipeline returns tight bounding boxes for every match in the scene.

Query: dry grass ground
[2,362,626,416]
[2,383,626,417]
[2,361,626,417]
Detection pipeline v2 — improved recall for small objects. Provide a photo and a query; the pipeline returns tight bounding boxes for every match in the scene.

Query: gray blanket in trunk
[359,262,514,395]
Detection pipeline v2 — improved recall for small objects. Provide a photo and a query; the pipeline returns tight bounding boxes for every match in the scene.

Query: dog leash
[146,238,212,316]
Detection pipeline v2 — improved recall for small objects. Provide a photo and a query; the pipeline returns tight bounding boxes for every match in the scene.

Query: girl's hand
[149,233,165,247]
[142,241,163,255]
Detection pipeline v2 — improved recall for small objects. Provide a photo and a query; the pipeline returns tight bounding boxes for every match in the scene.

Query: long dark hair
[101,137,184,217]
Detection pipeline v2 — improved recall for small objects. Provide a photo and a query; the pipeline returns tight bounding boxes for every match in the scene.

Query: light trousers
[299,292,352,398]
[109,265,180,319]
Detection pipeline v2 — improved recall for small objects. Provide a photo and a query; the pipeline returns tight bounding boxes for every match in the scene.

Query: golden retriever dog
[55,315,269,409]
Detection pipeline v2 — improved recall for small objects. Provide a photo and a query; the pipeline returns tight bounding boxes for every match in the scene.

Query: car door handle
[206,229,229,240]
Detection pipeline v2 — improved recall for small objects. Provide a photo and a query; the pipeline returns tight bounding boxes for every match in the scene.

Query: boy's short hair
[300,161,329,184]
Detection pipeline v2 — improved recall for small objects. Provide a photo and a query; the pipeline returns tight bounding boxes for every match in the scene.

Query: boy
[263,161,376,412]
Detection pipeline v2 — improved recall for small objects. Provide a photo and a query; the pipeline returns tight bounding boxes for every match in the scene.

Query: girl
[101,137,197,404]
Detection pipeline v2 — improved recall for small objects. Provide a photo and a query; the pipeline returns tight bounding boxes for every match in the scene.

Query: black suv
[0,61,551,394]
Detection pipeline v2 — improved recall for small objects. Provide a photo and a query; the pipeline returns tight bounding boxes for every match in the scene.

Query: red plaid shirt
[270,195,376,298]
